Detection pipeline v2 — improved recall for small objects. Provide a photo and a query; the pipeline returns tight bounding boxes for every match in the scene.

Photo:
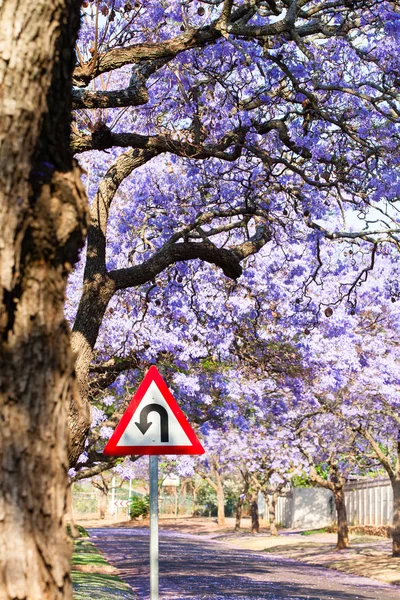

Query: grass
[72,539,137,600]
[67,524,89,538]
[301,527,329,536]
[72,539,109,567]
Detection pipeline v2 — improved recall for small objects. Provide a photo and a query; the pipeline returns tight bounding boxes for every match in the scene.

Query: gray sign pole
[149,454,159,600]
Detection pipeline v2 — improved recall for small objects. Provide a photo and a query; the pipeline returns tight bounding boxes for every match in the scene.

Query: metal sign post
[149,455,159,600]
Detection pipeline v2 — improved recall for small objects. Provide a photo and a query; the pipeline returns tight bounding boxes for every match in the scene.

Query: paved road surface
[89,528,400,600]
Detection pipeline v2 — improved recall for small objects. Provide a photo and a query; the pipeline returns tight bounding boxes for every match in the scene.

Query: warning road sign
[103,366,205,456]
[114,500,130,508]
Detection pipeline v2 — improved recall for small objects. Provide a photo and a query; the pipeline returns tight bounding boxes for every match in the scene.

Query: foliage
[67,0,400,475]
[196,482,218,516]
[64,0,400,556]
[129,494,150,520]
[291,473,313,488]
[194,480,237,517]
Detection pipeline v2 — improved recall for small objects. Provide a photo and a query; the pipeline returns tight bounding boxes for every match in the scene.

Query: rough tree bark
[0,0,88,598]
[192,488,198,516]
[334,487,349,550]
[234,495,245,532]
[215,469,226,527]
[99,490,108,520]
[92,473,115,521]
[67,484,79,539]
[235,472,250,532]
[308,464,349,550]
[392,477,400,557]
[250,491,260,534]
[267,491,280,537]
[202,464,225,526]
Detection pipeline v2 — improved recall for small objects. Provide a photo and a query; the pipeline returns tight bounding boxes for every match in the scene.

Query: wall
[261,488,334,529]
[290,488,334,529]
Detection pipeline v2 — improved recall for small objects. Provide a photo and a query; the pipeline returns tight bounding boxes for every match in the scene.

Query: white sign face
[162,474,180,487]
[104,365,205,456]
[116,381,191,447]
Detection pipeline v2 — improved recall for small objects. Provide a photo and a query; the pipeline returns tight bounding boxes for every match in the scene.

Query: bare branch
[255,119,312,159]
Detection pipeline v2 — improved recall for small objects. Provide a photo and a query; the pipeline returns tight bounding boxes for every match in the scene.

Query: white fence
[344,478,393,526]
[260,478,394,530]
[73,476,394,527]
[260,491,292,527]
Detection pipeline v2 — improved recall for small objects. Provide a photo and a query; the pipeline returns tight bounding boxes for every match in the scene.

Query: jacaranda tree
[68,0,400,475]
[1,1,400,598]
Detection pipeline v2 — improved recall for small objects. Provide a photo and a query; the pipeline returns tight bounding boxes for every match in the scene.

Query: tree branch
[72,85,148,110]
[355,424,395,481]
[255,119,312,159]
[71,456,120,482]
[71,127,245,158]
[84,149,157,279]
[72,59,170,109]
[110,242,243,287]
[89,353,141,395]
[109,221,271,289]
[72,3,254,86]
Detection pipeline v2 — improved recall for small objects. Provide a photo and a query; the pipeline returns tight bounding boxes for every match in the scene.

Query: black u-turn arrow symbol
[135,404,169,442]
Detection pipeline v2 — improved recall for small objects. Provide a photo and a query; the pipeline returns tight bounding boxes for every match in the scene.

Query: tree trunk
[215,470,225,526]
[235,494,245,532]
[0,0,87,598]
[309,464,349,551]
[334,489,349,550]
[99,489,108,520]
[192,487,198,516]
[69,278,114,467]
[174,488,179,517]
[250,493,260,534]
[235,473,250,532]
[391,477,400,557]
[267,492,279,536]
[67,484,79,538]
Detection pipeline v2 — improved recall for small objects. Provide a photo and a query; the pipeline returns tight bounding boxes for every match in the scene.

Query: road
[89,527,400,600]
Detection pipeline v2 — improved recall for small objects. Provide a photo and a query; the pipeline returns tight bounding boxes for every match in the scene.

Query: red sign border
[103,366,205,456]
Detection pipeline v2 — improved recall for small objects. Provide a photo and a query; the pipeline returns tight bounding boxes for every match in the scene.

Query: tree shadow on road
[89,528,397,600]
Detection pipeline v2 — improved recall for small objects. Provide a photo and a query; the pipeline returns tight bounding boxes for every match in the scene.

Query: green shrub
[129,495,150,519]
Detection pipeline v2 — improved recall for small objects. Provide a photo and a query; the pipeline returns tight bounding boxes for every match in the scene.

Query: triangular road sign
[104,366,205,456]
